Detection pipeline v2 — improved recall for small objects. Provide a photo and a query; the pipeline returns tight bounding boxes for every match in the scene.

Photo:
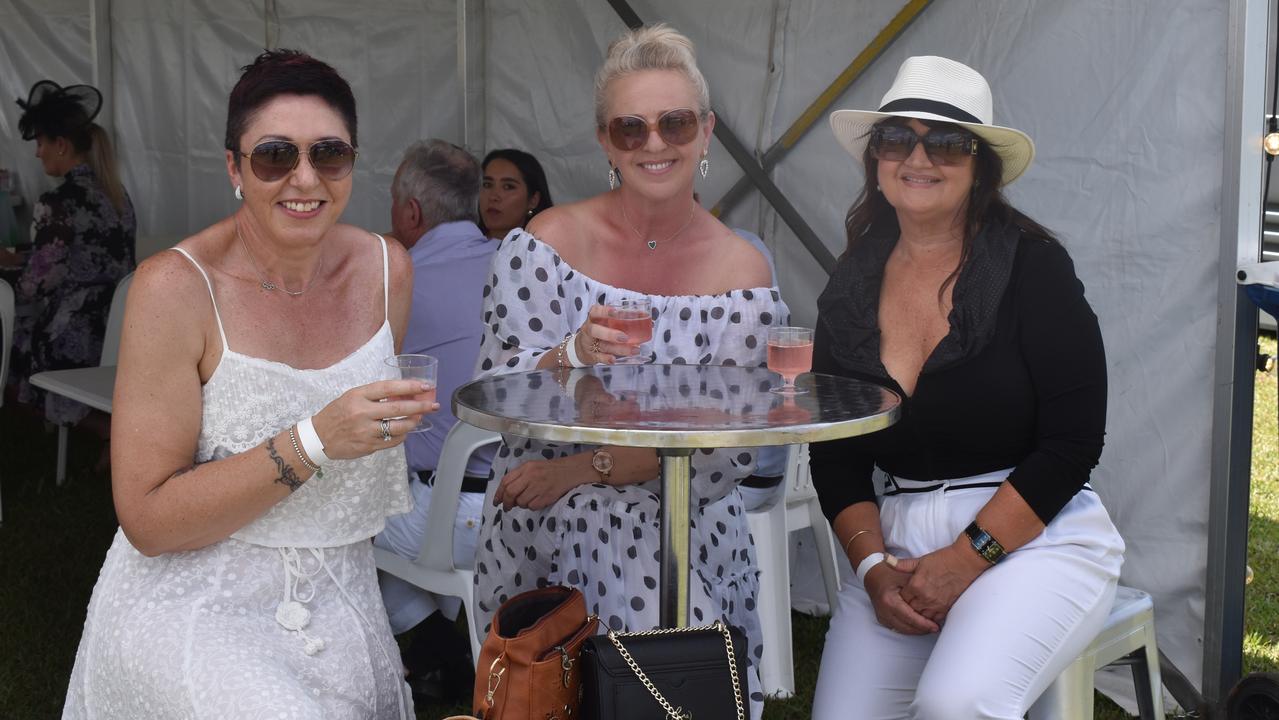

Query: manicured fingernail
[885,553,899,568]
[420,382,431,390]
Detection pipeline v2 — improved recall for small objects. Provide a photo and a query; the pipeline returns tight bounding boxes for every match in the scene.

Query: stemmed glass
[384,354,438,432]
[603,297,654,364]
[767,327,814,394]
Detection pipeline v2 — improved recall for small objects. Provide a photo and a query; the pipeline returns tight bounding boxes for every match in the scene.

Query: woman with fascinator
[13,81,135,426]
[809,56,1124,718]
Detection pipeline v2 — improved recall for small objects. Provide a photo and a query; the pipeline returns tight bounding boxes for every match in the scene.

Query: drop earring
[699,155,709,179]
[608,167,617,190]
[235,185,244,200]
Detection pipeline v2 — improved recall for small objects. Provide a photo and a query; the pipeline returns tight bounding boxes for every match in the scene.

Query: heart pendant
[647,240,657,250]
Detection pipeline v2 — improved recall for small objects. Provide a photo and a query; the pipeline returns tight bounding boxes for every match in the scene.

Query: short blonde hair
[593,24,711,128]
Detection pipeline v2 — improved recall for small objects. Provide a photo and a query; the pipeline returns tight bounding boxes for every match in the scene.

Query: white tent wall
[0,0,1247,711]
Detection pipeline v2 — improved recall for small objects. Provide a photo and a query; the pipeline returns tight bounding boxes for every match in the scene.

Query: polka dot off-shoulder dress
[472,230,790,716]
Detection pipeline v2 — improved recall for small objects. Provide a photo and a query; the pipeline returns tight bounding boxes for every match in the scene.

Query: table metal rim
[454,400,900,448]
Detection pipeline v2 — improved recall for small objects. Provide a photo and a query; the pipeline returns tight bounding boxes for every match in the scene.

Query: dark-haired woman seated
[62,50,433,719]
[810,56,1124,720]
[479,147,554,240]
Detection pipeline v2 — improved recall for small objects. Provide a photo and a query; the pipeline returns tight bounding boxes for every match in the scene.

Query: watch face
[592,450,614,474]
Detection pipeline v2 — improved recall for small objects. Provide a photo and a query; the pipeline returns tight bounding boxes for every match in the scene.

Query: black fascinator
[16,80,103,141]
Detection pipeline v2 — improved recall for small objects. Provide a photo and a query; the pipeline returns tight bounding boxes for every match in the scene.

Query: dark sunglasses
[607,108,701,152]
[868,124,979,166]
[239,139,358,182]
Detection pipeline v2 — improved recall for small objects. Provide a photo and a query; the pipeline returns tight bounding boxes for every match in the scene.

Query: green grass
[1246,333,1279,674]
[3,339,1277,718]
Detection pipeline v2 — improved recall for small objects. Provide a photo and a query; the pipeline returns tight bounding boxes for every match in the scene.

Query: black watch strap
[964,521,1007,565]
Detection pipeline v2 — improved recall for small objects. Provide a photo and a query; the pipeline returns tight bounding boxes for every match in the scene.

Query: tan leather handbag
[473,586,598,720]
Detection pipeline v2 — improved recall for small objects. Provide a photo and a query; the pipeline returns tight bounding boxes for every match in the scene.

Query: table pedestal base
[659,448,693,627]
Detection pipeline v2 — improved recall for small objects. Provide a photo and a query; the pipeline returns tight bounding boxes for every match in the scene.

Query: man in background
[374,139,494,704]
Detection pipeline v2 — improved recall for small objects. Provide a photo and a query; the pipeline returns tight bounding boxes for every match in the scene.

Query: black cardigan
[809,224,1107,525]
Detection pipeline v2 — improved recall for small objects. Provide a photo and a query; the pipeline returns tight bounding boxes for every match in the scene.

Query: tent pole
[458,0,486,155]
[604,0,835,273]
[1205,0,1268,706]
[711,0,933,219]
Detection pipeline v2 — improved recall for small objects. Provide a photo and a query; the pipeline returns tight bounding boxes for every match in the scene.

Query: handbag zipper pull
[558,644,574,688]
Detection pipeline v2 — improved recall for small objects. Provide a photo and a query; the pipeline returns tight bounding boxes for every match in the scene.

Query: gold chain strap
[605,620,744,720]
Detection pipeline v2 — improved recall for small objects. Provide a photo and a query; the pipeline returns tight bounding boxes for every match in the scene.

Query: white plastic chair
[0,278,13,524]
[747,442,842,698]
[372,420,502,665]
[1028,585,1164,720]
[32,271,131,485]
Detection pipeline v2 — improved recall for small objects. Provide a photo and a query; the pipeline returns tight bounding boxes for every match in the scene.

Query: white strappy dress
[63,236,414,720]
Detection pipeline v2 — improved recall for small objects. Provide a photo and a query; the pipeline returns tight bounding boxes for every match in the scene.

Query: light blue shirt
[402,220,496,477]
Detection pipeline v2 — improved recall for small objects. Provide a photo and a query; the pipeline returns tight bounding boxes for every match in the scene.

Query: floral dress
[14,163,136,424]
[473,229,789,717]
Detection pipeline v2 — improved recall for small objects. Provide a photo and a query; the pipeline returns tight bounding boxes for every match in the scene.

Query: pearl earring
[526,208,535,218]
[235,185,244,200]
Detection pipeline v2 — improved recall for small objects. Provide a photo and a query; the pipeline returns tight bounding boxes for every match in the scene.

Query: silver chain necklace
[620,195,696,251]
[235,219,323,296]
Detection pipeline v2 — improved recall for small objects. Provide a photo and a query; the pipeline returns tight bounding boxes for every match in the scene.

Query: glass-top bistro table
[454,363,900,627]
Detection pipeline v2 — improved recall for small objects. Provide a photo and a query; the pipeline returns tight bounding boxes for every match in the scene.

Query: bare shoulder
[135,238,215,312]
[525,198,603,258]
[718,224,773,289]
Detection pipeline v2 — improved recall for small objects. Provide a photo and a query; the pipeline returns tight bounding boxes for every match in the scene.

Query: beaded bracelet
[288,424,322,474]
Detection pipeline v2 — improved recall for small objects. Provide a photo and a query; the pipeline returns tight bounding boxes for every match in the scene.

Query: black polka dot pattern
[472,230,790,715]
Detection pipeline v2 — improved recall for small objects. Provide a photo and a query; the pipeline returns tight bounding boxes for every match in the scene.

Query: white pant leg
[814,481,1123,720]
[813,572,938,720]
[374,479,484,633]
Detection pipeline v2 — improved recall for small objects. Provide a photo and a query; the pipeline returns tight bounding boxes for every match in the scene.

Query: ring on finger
[591,338,601,354]
[379,418,392,442]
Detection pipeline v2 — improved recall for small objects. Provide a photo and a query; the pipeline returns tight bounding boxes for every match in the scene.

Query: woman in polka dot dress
[471,24,786,717]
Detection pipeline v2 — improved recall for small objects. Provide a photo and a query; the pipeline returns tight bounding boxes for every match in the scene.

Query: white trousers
[374,478,484,633]
[812,470,1124,720]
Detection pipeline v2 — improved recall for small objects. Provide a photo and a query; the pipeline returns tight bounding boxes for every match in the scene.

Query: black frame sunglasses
[239,139,358,182]
[868,124,979,166]
[606,108,701,152]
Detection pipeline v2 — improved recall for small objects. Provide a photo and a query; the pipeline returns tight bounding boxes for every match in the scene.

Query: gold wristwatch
[591,448,614,482]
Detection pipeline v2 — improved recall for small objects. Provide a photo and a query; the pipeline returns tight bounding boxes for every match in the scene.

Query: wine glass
[603,298,654,365]
[767,327,814,394]
[384,354,437,432]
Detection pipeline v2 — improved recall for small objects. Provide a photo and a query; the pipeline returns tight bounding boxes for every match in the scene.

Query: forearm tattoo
[265,436,305,492]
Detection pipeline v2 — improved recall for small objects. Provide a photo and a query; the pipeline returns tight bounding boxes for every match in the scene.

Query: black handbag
[579,621,748,720]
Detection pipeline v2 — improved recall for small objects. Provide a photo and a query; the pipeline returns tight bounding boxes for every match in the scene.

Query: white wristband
[296,416,331,466]
[564,331,587,368]
[856,552,886,584]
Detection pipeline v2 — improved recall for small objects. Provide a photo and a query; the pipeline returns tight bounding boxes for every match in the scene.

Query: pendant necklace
[620,195,696,251]
[235,219,324,296]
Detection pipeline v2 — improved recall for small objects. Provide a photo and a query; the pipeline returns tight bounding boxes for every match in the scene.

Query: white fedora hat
[829,55,1035,186]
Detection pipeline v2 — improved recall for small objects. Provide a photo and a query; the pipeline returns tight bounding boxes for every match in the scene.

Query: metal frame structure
[1205,0,1271,707]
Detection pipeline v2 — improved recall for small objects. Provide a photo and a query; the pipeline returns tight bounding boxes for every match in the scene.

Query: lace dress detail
[472,229,790,717]
[63,237,412,719]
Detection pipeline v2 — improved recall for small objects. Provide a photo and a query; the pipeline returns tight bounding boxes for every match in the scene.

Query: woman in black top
[810,56,1124,720]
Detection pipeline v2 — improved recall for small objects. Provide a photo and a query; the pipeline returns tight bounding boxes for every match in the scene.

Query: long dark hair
[480,148,554,226]
[844,119,1056,301]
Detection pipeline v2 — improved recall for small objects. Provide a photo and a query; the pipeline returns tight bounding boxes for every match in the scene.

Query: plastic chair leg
[805,497,841,611]
[1027,656,1096,720]
[1139,624,1165,719]
[749,499,794,698]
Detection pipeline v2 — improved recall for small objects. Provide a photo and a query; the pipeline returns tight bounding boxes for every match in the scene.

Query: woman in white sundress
[472,24,785,719]
[62,50,435,719]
